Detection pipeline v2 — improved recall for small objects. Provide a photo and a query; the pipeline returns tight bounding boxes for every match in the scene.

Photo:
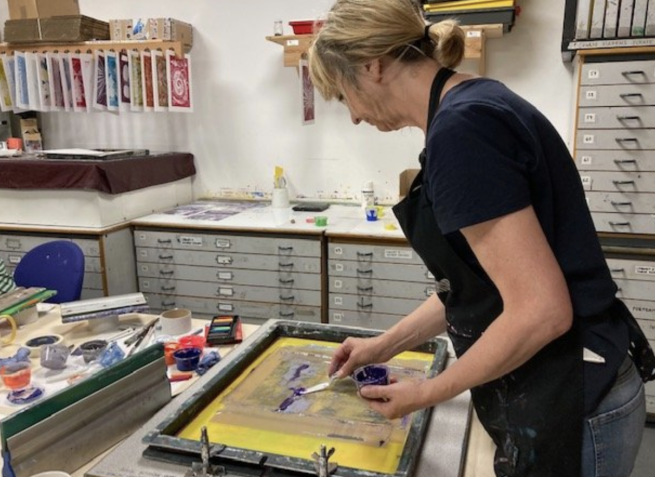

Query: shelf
[266,24,504,75]
[0,39,186,56]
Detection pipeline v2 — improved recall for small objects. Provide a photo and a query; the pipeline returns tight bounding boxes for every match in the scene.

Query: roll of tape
[160,308,193,336]
[24,334,64,357]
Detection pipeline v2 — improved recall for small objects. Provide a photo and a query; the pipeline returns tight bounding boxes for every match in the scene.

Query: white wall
[1,0,575,204]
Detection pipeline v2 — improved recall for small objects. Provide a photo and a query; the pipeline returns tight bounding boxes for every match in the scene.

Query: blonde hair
[309,0,465,101]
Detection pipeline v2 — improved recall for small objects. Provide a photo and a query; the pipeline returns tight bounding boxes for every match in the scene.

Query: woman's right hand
[329,335,388,379]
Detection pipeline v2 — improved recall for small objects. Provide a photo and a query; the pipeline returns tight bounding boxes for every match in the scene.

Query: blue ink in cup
[353,364,390,391]
[173,347,202,371]
[365,207,378,222]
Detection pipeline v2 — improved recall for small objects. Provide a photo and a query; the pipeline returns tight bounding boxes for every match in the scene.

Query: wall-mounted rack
[266,24,503,76]
[0,39,185,56]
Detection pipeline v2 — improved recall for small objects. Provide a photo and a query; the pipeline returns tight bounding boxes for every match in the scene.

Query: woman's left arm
[361,205,574,418]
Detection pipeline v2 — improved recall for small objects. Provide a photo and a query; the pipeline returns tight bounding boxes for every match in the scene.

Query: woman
[308,1,654,476]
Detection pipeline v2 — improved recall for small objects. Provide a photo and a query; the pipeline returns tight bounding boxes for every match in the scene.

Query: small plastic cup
[173,347,202,372]
[164,342,182,366]
[1,362,32,390]
[178,335,205,349]
[365,207,378,222]
[40,344,71,370]
[352,364,390,391]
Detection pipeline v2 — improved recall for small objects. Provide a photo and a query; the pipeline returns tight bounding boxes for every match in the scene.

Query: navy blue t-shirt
[423,78,628,413]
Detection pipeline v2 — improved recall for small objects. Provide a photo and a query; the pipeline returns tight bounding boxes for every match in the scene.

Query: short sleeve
[425,101,532,234]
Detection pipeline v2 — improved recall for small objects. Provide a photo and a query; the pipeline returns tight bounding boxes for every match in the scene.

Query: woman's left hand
[359,379,428,419]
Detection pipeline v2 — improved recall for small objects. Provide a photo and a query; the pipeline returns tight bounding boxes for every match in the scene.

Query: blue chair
[14,240,85,304]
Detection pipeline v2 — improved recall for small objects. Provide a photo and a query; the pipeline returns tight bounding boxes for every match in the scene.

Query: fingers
[359,384,386,401]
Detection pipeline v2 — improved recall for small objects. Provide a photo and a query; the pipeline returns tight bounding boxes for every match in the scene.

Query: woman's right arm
[330,293,447,378]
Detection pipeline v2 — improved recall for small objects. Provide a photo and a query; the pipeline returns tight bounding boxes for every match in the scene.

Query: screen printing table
[0,310,496,477]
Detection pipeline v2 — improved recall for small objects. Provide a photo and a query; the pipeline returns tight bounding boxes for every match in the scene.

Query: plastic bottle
[361,181,375,210]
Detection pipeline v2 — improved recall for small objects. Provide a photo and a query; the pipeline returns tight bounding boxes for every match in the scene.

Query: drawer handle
[356,252,374,258]
[619,93,644,99]
[357,302,373,309]
[612,180,636,185]
[610,268,625,273]
[158,254,174,260]
[279,278,295,285]
[356,268,373,275]
[278,246,294,252]
[616,115,641,122]
[161,286,176,292]
[279,311,295,318]
[357,286,373,292]
[279,262,294,268]
[6,239,21,249]
[613,159,637,165]
[610,201,633,207]
[280,295,295,301]
[162,301,176,307]
[621,70,646,76]
[159,270,175,276]
[615,138,638,143]
[157,239,172,244]
[609,221,630,227]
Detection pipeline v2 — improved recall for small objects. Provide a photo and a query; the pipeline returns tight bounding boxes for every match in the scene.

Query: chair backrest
[14,240,85,304]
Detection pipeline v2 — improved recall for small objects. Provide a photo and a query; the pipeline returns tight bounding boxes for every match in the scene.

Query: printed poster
[166,50,193,112]
[119,49,130,109]
[106,51,119,112]
[300,57,315,125]
[141,50,154,111]
[37,54,51,111]
[0,55,12,112]
[129,50,143,111]
[92,50,107,110]
[47,52,64,111]
[151,49,169,111]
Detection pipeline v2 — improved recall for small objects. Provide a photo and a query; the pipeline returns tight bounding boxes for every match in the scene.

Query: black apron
[392,68,584,476]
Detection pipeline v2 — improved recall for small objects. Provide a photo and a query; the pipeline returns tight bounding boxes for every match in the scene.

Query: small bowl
[164,342,181,366]
[173,347,202,372]
[178,335,205,349]
[40,344,71,370]
[353,364,390,391]
[78,340,108,364]
[1,362,31,390]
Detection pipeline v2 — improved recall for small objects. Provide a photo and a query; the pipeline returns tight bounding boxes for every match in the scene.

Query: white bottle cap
[362,180,374,192]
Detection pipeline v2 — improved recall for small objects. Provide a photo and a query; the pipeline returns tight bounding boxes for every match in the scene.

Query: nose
[350,112,362,125]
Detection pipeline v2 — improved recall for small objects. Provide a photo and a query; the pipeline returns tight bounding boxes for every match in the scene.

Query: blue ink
[290,364,310,382]
[277,387,305,412]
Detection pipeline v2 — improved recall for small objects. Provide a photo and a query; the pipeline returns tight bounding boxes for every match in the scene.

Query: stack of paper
[423,0,518,32]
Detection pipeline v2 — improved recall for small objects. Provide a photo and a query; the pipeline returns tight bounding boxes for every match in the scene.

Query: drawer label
[142,280,150,289]
[384,249,413,260]
[216,255,233,265]
[332,312,343,323]
[635,266,655,276]
[333,246,343,255]
[587,69,600,80]
[218,303,234,312]
[179,236,203,246]
[218,287,234,297]
[333,279,343,289]
[217,271,233,280]
[583,113,596,123]
[585,90,597,101]
[425,287,436,297]
[8,255,21,264]
[580,155,593,165]
[286,39,299,46]
[140,265,149,272]
[631,304,655,315]
[426,271,435,280]
[215,239,231,248]
[138,233,146,241]
[335,263,344,272]
[580,176,592,189]
[583,134,595,144]
[333,296,343,305]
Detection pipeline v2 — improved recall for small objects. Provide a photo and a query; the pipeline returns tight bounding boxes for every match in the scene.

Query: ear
[362,58,383,83]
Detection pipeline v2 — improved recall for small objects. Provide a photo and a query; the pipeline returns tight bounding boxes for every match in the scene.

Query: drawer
[615,278,655,301]
[586,191,655,214]
[137,263,321,290]
[329,276,435,300]
[139,277,322,306]
[576,128,655,150]
[328,243,422,265]
[0,251,103,273]
[580,171,655,193]
[591,212,655,234]
[581,61,655,86]
[144,293,321,323]
[329,293,422,316]
[80,288,104,300]
[579,84,655,107]
[637,318,655,341]
[0,234,100,256]
[607,258,655,282]
[329,309,403,331]
[623,299,655,321]
[82,272,103,290]
[577,106,655,129]
[134,229,320,257]
[575,150,655,172]
[136,247,321,273]
[328,260,433,283]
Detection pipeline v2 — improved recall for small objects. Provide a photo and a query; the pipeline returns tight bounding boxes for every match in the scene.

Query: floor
[632,422,655,476]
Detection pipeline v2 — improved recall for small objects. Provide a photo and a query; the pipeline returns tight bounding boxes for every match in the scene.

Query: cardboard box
[399,169,420,199]
[4,15,110,43]
[8,0,80,20]
[109,18,193,49]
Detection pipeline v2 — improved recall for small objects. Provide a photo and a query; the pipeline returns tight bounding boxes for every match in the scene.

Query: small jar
[361,180,375,210]
[274,20,283,36]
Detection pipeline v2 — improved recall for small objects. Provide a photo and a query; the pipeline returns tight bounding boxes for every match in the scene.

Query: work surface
[0,309,496,477]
